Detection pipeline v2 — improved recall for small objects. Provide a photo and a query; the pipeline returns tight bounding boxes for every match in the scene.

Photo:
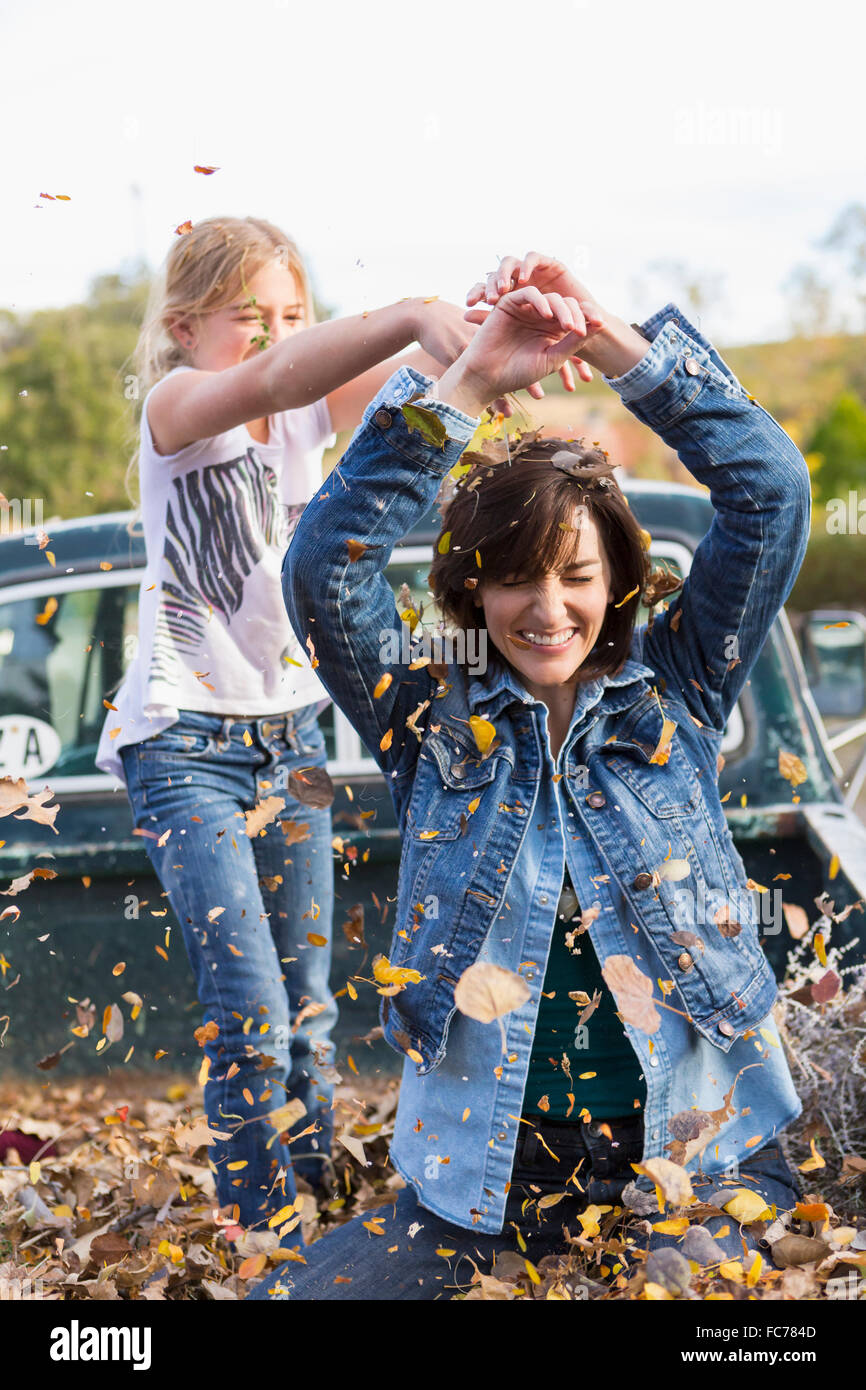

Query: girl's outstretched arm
[148,298,474,455]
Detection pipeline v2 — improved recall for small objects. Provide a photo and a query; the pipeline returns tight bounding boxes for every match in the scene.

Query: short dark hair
[428,435,653,682]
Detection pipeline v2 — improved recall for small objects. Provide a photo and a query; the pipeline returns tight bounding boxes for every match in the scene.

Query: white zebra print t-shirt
[96,366,334,783]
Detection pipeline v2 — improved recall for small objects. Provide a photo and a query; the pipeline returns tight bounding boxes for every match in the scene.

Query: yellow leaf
[644,1280,674,1300]
[373,673,392,699]
[307,932,327,946]
[746,1251,763,1286]
[467,796,481,814]
[798,1137,826,1173]
[372,954,424,987]
[436,1247,456,1257]
[778,750,808,787]
[52,1204,73,1220]
[469,715,496,755]
[651,1217,691,1235]
[238,1254,267,1279]
[718,1259,744,1281]
[380,728,393,752]
[722,1188,772,1223]
[524,1259,541,1285]
[829,853,840,880]
[268,1204,297,1228]
[29,1160,41,1184]
[437,531,452,555]
[814,932,827,967]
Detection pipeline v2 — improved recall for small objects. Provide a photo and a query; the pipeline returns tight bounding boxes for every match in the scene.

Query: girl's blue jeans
[121,703,336,1229]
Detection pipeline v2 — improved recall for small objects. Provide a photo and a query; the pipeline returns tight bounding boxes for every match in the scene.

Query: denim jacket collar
[465,649,658,725]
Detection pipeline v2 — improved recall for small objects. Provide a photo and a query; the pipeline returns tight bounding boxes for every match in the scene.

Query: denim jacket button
[677,951,694,972]
[450,763,467,779]
[718,1020,736,1037]
[373,408,393,428]
[684,356,702,376]
[632,872,653,891]
[585,791,606,809]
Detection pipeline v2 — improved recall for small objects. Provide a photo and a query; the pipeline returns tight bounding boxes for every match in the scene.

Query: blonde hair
[125,217,315,506]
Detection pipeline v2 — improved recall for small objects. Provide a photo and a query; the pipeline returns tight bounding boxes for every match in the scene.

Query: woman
[251,253,809,1298]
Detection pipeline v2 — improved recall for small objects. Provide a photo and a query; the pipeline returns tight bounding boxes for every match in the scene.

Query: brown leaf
[770,1233,830,1268]
[600,955,661,1034]
[810,969,841,1004]
[634,1156,695,1207]
[341,904,366,948]
[666,1072,742,1166]
[244,796,285,838]
[288,766,335,809]
[89,1232,133,1266]
[671,930,705,954]
[194,1020,219,1048]
[281,820,311,845]
[453,961,530,1024]
[345,539,367,561]
[714,905,742,939]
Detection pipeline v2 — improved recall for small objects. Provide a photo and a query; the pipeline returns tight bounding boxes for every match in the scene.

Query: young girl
[96,216,486,1229]
[250,253,809,1299]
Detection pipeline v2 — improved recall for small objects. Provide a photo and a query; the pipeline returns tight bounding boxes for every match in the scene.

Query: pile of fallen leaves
[0,1072,403,1301]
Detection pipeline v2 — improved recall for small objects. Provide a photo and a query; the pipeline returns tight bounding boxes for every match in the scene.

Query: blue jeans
[121,704,336,1229]
[247,1130,801,1300]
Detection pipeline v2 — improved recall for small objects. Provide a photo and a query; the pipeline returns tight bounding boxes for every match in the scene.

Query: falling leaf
[306,932,327,947]
[380,728,394,751]
[600,956,660,1034]
[193,165,220,175]
[649,718,677,765]
[401,404,447,449]
[469,715,496,755]
[35,596,58,625]
[172,1115,233,1150]
[811,969,841,1004]
[778,750,808,787]
[288,767,335,809]
[453,961,530,1024]
[714,905,742,939]
[0,776,60,832]
[783,902,810,939]
[814,932,828,968]
[372,955,425,988]
[634,1156,694,1208]
[346,539,367,561]
[341,904,366,948]
[244,796,285,837]
[657,859,690,882]
[175,221,193,235]
[373,673,392,699]
[799,1136,826,1172]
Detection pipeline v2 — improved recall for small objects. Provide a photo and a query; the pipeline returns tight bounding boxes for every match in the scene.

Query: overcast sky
[2,0,862,345]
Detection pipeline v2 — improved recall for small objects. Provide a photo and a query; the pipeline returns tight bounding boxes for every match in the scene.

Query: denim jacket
[283,304,810,1232]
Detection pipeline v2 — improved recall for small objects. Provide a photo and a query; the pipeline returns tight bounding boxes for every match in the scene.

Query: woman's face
[474,508,614,698]
[175,261,307,371]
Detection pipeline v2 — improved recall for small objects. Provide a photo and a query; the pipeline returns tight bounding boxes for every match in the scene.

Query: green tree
[0,272,149,520]
[808,390,866,504]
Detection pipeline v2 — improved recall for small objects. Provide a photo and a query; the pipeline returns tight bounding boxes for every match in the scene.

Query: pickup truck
[1,482,865,1075]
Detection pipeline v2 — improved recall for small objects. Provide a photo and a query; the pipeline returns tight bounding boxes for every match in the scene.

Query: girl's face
[175,260,306,370]
[474,509,614,699]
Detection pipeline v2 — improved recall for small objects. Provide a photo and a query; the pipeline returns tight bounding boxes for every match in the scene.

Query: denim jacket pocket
[406,726,513,842]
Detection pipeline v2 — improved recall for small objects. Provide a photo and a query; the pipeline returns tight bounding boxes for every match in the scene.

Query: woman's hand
[437,286,595,418]
[466,252,608,391]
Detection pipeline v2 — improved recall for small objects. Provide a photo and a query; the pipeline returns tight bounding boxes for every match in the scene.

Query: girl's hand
[410,299,478,368]
[466,252,608,392]
[437,286,595,417]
